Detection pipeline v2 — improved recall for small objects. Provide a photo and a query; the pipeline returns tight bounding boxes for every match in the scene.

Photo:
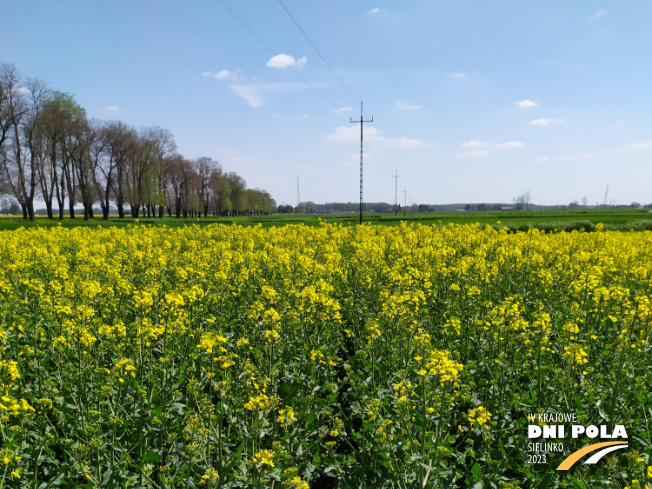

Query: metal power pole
[351,102,373,225]
[392,169,401,215]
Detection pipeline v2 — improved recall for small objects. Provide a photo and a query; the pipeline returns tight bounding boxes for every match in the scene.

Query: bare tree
[66,118,96,220]
[126,130,157,218]
[0,65,39,220]
[143,126,176,218]
[165,156,201,218]
[104,121,138,218]
[194,157,220,217]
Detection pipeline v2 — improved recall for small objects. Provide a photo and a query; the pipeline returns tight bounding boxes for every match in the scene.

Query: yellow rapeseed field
[0,222,650,487]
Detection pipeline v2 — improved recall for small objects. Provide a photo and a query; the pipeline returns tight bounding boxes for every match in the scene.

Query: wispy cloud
[325,125,426,148]
[231,85,265,108]
[446,72,467,79]
[589,10,607,21]
[461,140,490,148]
[495,141,525,150]
[460,140,524,151]
[228,82,311,108]
[395,101,421,110]
[369,8,380,14]
[516,99,537,108]
[334,107,353,114]
[529,118,564,126]
[202,69,241,81]
[626,140,652,150]
[106,105,120,111]
[266,54,307,69]
[340,152,372,168]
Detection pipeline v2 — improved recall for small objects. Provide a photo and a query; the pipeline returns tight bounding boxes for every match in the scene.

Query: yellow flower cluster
[468,406,492,430]
[277,406,296,426]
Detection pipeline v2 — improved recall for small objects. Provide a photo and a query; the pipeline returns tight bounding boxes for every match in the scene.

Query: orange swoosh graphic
[556,441,628,470]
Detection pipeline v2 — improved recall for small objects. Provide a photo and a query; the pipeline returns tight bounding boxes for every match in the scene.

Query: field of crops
[0,223,650,488]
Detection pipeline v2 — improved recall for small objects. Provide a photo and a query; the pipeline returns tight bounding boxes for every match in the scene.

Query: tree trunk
[69,196,76,219]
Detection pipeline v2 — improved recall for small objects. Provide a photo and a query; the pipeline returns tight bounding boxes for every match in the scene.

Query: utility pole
[297,177,300,213]
[351,102,373,225]
[392,169,401,215]
[403,188,407,214]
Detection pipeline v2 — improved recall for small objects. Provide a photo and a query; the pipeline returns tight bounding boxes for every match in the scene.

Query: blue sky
[3,1,652,207]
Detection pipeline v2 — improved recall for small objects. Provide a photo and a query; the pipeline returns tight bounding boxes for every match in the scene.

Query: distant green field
[2,208,652,231]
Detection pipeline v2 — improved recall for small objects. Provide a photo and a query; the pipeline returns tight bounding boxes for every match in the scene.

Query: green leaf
[471,463,482,483]
[143,451,162,463]
[99,470,114,487]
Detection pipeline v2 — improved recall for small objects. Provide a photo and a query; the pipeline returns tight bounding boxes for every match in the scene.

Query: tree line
[0,63,276,221]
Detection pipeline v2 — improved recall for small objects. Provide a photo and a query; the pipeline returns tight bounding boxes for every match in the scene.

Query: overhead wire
[275,0,359,104]
[216,0,340,110]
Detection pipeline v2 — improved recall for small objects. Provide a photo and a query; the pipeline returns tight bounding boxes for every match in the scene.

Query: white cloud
[446,72,467,79]
[386,137,425,149]
[461,140,490,148]
[14,86,30,95]
[216,69,239,80]
[231,85,265,108]
[325,125,426,148]
[334,107,352,114]
[106,106,120,111]
[370,8,380,14]
[589,10,607,20]
[529,118,564,126]
[626,140,652,150]
[325,125,380,143]
[202,69,240,81]
[516,99,537,108]
[495,141,525,150]
[456,150,489,159]
[537,156,550,162]
[396,101,421,110]
[266,54,306,69]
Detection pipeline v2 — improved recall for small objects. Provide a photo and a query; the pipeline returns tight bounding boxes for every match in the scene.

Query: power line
[216,0,338,109]
[276,0,359,103]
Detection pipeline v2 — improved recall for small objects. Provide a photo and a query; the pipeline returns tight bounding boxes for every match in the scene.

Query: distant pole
[392,169,401,215]
[297,177,300,213]
[351,101,373,225]
[403,188,407,213]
